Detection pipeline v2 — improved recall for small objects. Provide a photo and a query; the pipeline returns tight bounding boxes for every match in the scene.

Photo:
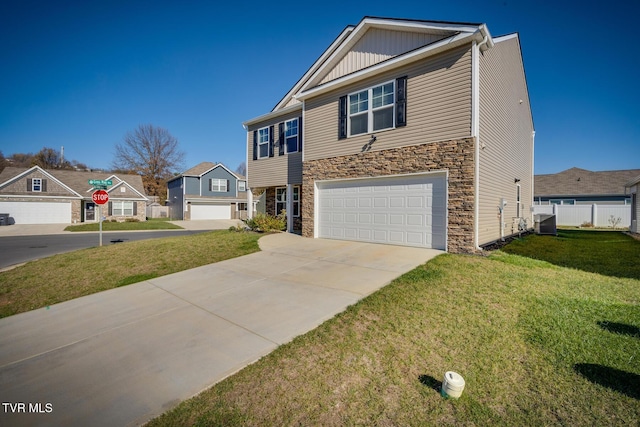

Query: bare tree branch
[111,124,185,201]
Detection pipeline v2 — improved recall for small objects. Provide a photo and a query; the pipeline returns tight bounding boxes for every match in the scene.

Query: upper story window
[349,81,395,136]
[32,178,42,192]
[238,180,246,192]
[284,118,299,153]
[210,179,228,192]
[339,76,406,139]
[257,127,270,159]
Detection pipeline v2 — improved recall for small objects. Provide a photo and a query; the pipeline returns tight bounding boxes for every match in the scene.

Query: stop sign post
[92,190,109,246]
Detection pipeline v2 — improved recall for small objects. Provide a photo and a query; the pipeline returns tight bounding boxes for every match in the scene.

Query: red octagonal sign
[92,190,109,205]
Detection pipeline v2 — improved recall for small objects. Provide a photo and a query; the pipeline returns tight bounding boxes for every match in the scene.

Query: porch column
[247,188,254,219]
[286,184,293,233]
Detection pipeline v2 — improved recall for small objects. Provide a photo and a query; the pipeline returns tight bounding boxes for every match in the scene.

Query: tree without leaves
[111,124,185,202]
[235,161,246,176]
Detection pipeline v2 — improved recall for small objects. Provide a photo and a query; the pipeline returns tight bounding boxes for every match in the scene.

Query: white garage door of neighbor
[317,173,447,249]
[190,204,231,220]
[0,201,72,224]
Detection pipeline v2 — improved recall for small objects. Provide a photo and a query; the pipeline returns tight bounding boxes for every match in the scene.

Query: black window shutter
[396,76,407,127]
[338,95,347,139]
[108,202,112,216]
[252,130,258,160]
[278,122,285,156]
[269,125,274,157]
[209,179,212,191]
[133,202,137,216]
[226,180,229,192]
[298,116,302,152]
[27,178,32,192]
[42,179,47,192]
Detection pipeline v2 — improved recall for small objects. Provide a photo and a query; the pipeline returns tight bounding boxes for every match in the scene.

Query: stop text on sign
[92,190,109,205]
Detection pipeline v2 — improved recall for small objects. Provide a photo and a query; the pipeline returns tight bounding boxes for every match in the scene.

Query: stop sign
[92,190,109,205]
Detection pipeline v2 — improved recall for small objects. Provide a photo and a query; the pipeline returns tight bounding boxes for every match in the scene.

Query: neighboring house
[0,166,148,224]
[625,176,640,234]
[243,16,534,253]
[534,167,640,205]
[167,162,248,220]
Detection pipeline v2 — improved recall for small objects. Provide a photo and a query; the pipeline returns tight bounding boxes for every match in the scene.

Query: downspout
[243,123,254,219]
[472,31,490,251]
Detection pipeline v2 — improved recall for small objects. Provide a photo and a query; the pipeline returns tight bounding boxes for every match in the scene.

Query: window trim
[210,179,228,193]
[238,180,246,192]
[284,118,299,154]
[112,200,134,216]
[257,126,270,159]
[32,178,42,192]
[275,186,300,217]
[347,80,395,137]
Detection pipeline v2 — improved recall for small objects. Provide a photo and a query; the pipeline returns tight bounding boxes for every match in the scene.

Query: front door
[85,202,96,221]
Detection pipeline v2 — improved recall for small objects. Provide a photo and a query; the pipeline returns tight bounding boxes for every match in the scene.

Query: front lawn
[148,234,639,426]
[0,230,261,318]
[64,218,183,231]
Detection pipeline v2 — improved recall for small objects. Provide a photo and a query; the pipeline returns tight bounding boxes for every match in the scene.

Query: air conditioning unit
[534,214,557,235]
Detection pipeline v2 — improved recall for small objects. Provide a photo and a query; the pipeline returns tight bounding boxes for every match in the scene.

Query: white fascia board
[493,33,518,43]
[242,103,302,128]
[273,26,355,112]
[296,31,479,101]
[0,194,81,200]
[107,181,148,200]
[363,17,482,34]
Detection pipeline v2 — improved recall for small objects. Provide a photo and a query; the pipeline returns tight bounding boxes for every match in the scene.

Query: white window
[284,118,299,153]
[275,186,300,217]
[32,178,42,192]
[238,181,246,192]
[112,201,133,216]
[348,81,395,136]
[257,127,270,159]
[210,179,228,192]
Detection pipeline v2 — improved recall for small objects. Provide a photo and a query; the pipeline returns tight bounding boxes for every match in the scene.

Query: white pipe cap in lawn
[441,371,465,399]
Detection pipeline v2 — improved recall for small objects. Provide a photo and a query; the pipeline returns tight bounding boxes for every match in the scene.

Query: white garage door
[0,201,72,224]
[317,173,447,249]
[190,204,231,220]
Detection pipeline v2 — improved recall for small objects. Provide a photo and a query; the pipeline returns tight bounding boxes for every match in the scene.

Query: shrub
[243,212,286,232]
[125,218,140,222]
[581,221,594,228]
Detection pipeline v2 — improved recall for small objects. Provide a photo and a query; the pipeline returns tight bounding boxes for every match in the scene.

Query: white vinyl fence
[532,204,631,228]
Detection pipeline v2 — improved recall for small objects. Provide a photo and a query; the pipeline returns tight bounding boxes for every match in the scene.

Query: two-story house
[243,17,534,253]
[167,162,248,220]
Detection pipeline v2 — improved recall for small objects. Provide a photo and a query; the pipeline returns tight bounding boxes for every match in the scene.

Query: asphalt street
[0,230,207,269]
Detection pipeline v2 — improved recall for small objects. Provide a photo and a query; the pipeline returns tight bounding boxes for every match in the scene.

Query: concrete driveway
[0,233,442,426]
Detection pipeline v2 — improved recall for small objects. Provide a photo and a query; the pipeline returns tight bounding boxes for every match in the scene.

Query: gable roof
[170,162,244,181]
[283,16,491,108]
[535,167,640,197]
[244,16,493,127]
[0,166,148,199]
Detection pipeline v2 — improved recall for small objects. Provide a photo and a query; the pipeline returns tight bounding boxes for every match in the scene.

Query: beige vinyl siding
[320,28,451,84]
[477,36,534,246]
[305,45,472,162]
[247,110,303,188]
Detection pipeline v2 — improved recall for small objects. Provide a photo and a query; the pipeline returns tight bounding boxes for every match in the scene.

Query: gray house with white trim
[167,162,248,220]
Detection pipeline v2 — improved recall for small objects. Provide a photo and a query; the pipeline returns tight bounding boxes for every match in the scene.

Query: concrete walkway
[0,233,442,426]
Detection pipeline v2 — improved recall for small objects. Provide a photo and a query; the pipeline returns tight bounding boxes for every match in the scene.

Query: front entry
[85,202,96,222]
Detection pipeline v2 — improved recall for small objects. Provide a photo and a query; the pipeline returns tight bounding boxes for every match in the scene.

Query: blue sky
[1,0,638,175]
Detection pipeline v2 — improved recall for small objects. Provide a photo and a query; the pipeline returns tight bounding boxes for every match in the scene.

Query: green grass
[148,233,639,426]
[0,230,261,318]
[64,218,183,231]
[501,229,640,279]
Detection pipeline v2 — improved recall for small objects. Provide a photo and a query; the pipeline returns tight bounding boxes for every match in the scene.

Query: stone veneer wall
[301,138,476,253]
